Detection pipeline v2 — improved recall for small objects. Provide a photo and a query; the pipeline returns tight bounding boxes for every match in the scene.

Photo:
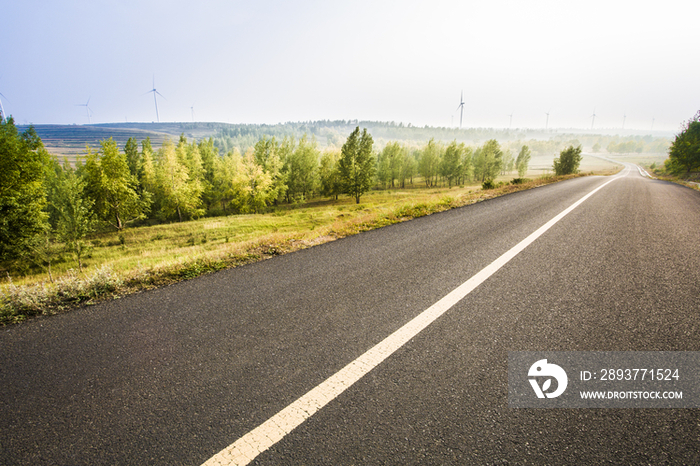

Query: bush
[510,178,532,185]
[482,179,496,190]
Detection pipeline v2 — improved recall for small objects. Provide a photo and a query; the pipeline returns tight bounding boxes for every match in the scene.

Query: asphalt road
[2,166,700,465]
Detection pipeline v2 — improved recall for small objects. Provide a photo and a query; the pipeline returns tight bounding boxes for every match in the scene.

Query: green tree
[398,149,416,188]
[0,118,50,264]
[418,138,441,187]
[501,149,515,175]
[253,136,287,204]
[211,149,247,213]
[29,156,68,281]
[666,111,700,175]
[124,137,141,182]
[441,140,464,187]
[176,135,205,185]
[199,137,218,185]
[376,146,392,189]
[319,148,342,199]
[140,140,157,200]
[459,145,474,185]
[377,142,406,189]
[199,137,220,211]
[553,145,583,175]
[155,140,204,221]
[474,139,503,182]
[515,145,531,177]
[278,137,296,203]
[239,148,276,213]
[55,170,96,272]
[82,138,149,230]
[388,142,406,188]
[286,135,319,201]
[338,127,375,203]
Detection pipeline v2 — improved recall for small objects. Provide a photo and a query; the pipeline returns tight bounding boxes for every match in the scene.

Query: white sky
[3,0,699,131]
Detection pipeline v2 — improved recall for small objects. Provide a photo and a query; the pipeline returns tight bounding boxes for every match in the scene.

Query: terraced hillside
[16,123,208,162]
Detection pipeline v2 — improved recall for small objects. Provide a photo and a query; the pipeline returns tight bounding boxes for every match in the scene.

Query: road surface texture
[2,165,700,465]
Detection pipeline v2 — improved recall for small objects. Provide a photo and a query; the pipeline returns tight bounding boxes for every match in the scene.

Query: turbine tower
[545,110,550,130]
[456,91,465,128]
[77,97,93,124]
[145,77,165,122]
[590,109,597,129]
[508,112,513,128]
[622,111,626,130]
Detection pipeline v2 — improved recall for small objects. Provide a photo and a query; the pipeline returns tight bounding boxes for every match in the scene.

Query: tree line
[1,116,534,275]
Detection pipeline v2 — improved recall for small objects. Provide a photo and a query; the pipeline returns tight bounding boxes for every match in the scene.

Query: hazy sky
[3,0,698,131]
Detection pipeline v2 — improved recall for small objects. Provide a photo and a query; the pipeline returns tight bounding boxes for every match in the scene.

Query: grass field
[1,171,607,324]
[600,152,670,168]
[6,179,526,285]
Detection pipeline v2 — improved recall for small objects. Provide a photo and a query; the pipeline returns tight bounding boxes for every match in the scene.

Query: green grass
[0,172,602,324]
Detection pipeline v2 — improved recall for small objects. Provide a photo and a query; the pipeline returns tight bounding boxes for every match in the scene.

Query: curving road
[2,165,700,465]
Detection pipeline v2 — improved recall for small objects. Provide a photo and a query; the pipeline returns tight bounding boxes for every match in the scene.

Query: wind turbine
[545,110,550,130]
[508,112,513,128]
[456,91,465,128]
[622,111,626,130]
[0,77,7,121]
[76,97,93,124]
[191,105,195,122]
[144,77,165,122]
[651,117,655,131]
[0,92,7,121]
[590,108,597,129]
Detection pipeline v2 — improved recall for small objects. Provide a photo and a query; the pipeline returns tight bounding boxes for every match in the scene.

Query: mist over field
[3,0,698,131]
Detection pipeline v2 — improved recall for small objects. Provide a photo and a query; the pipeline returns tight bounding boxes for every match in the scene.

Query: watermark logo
[528,359,568,399]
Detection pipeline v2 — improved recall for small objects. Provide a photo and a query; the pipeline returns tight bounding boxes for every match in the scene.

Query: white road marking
[201,168,631,466]
[636,165,656,179]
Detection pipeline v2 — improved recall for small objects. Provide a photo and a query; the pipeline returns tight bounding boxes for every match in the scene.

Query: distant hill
[19,121,672,162]
[17,124,178,161]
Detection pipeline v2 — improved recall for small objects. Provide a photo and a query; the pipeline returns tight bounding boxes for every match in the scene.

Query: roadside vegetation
[0,173,587,324]
[3,111,673,325]
[647,112,700,190]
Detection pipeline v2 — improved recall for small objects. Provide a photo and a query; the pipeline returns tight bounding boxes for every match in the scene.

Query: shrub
[482,179,496,190]
[0,265,123,324]
[553,146,583,175]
